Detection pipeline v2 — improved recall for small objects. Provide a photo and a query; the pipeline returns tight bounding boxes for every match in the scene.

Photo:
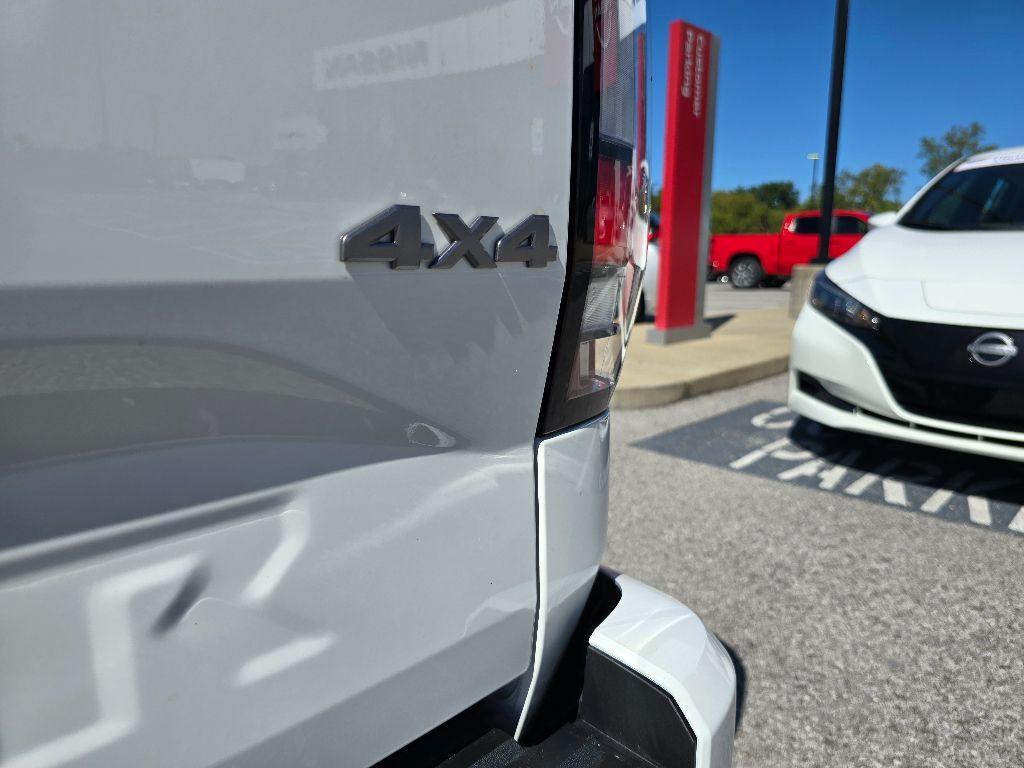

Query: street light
[807,153,821,205]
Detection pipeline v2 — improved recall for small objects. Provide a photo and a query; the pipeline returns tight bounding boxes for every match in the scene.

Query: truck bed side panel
[0,2,574,765]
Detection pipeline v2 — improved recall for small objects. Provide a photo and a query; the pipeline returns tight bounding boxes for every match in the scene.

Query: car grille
[854,318,1024,433]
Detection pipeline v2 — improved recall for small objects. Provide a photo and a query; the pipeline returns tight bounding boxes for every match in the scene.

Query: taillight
[539,0,648,435]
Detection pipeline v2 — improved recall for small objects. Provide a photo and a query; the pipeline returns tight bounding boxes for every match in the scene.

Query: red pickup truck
[710,209,869,288]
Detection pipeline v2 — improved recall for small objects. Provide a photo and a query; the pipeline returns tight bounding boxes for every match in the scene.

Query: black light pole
[815,0,849,264]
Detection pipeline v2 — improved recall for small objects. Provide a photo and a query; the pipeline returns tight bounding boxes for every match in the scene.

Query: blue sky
[646,0,1024,202]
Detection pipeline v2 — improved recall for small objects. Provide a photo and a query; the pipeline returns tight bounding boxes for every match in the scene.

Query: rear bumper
[587,572,736,768]
[402,569,736,768]
[514,412,735,768]
[378,401,736,768]
[506,404,734,767]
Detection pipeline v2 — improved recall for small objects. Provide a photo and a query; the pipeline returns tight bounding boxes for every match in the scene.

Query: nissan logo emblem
[967,331,1018,368]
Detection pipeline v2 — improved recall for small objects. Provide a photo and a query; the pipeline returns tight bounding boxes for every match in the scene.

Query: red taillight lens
[593,155,631,263]
[538,0,648,435]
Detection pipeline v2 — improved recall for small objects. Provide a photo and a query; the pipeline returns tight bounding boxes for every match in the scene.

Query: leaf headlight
[809,273,882,331]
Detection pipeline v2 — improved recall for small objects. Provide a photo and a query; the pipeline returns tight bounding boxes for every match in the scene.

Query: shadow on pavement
[636,400,1024,536]
[705,313,735,332]
[787,415,1024,509]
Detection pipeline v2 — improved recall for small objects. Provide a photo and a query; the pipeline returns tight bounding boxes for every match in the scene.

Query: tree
[742,180,799,211]
[918,122,996,179]
[833,163,905,212]
[711,190,769,234]
[709,180,800,234]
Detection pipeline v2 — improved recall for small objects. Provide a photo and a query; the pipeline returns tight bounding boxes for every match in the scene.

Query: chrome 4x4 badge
[341,205,557,269]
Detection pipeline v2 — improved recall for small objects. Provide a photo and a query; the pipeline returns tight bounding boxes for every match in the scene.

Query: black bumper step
[437,646,697,767]
[375,570,699,768]
[438,721,654,768]
[377,646,696,768]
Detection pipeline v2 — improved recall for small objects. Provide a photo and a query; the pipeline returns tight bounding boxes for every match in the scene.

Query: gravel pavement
[607,373,1024,768]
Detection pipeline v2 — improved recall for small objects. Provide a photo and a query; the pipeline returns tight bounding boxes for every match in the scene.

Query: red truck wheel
[729,256,764,289]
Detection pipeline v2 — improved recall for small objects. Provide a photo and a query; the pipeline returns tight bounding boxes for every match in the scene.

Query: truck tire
[729,256,763,289]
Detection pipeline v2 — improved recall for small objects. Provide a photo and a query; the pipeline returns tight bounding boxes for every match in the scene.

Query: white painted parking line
[1009,507,1024,533]
[730,437,793,470]
[967,497,994,526]
[920,471,970,514]
[818,451,860,490]
[637,401,1024,538]
[777,458,828,482]
[843,459,903,502]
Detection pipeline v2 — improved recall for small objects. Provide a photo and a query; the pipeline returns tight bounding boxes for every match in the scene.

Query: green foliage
[918,122,996,179]
[652,180,797,233]
[833,163,906,212]
[743,180,800,210]
[709,181,798,234]
[710,191,774,234]
[653,123,996,231]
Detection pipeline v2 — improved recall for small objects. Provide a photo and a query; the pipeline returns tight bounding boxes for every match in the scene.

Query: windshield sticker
[954,152,1024,172]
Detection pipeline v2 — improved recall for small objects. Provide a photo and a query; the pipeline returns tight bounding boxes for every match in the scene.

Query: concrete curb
[611,354,790,409]
[789,264,824,318]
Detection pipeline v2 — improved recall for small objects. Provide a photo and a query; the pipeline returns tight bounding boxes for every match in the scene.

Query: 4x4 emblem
[340,205,557,269]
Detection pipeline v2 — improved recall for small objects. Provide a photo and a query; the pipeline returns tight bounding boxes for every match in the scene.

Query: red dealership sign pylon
[649,20,719,344]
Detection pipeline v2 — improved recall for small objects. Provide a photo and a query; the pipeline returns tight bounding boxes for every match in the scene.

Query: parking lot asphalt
[607,373,1024,768]
[704,282,791,316]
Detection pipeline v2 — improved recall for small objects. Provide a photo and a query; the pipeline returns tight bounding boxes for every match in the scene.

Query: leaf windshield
[902,161,1024,231]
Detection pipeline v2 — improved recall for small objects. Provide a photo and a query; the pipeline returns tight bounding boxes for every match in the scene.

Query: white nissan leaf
[789,147,1024,462]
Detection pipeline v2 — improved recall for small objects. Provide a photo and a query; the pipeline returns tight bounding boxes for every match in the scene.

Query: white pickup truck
[0,2,736,766]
